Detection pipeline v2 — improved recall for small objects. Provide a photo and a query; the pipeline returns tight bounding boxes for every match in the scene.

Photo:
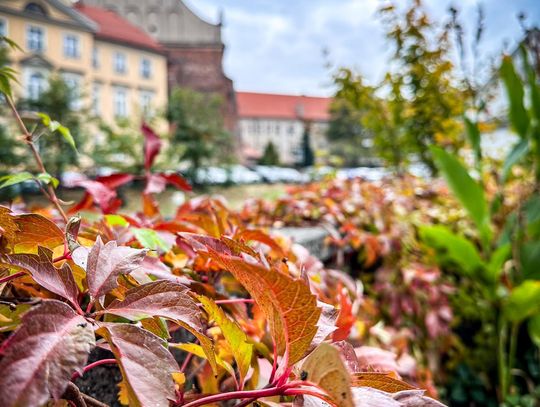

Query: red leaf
[144,173,167,195]
[160,173,192,192]
[86,237,147,300]
[0,300,95,407]
[99,324,179,407]
[71,180,116,213]
[142,123,162,171]
[103,280,203,328]
[4,247,80,308]
[96,173,134,189]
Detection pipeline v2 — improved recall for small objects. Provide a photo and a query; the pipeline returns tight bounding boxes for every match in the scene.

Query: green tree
[300,122,315,167]
[19,75,85,179]
[330,69,407,170]
[259,141,280,166]
[91,118,144,174]
[380,0,466,173]
[167,88,232,185]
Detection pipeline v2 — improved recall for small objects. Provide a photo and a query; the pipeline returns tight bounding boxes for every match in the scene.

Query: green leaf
[528,314,540,347]
[37,113,77,152]
[504,281,540,322]
[487,243,511,283]
[502,138,529,182]
[132,228,171,252]
[430,146,491,243]
[520,45,540,123]
[0,172,35,189]
[37,173,59,188]
[520,241,540,280]
[500,55,529,138]
[464,117,481,165]
[419,225,486,279]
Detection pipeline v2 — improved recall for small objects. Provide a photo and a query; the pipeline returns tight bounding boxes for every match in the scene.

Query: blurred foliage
[259,141,280,166]
[167,87,234,184]
[17,75,85,179]
[330,0,467,173]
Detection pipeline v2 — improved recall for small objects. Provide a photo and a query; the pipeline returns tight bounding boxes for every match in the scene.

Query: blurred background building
[237,92,331,165]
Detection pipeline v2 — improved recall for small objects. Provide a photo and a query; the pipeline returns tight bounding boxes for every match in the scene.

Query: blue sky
[184,0,540,96]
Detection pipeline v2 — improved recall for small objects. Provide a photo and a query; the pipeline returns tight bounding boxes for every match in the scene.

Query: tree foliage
[167,88,233,184]
[259,141,280,165]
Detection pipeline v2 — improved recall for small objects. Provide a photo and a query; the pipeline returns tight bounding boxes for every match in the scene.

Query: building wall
[0,1,168,127]
[240,118,329,165]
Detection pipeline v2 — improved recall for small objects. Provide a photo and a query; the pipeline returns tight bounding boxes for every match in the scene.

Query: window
[61,72,82,110]
[140,91,154,117]
[92,47,99,69]
[0,18,7,37]
[114,87,128,118]
[27,71,46,100]
[63,34,80,59]
[27,25,44,52]
[114,52,127,74]
[24,3,47,16]
[91,83,101,116]
[140,58,152,79]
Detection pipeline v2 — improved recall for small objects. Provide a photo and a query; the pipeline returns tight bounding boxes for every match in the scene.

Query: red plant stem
[180,351,194,373]
[71,359,117,381]
[0,271,26,285]
[4,94,69,224]
[85,300,94,314]
[268,337,278,385]
[213,298,255,306]
[182,381,327,407]
[53,252,72,263]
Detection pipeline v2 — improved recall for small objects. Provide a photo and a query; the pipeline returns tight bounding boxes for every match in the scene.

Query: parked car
[227,165,262,184]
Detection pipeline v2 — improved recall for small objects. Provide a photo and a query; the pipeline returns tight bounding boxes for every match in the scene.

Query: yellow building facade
[0,0,168,125]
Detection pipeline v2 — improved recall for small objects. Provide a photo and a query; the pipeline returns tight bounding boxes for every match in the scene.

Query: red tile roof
[75,4,164,53]
[237,92,332,122]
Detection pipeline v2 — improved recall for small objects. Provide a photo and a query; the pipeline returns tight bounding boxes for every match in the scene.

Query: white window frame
[91,83,101,116]
[140,58,152,79]
[0,17,8,38]
[61,72,83,111]
[24,67,48,100]
[113,87,129,118]
[63,33,80,59]
[92,46,99,69]
[139,90,155,117]
[114,52,127,74]
[26,24,46,53]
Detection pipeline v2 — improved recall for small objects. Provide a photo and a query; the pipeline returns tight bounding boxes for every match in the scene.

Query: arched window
[24,3,47,16]
[28,72,45,100]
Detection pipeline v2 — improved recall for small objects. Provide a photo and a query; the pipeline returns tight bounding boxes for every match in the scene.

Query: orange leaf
[351,372,417,393]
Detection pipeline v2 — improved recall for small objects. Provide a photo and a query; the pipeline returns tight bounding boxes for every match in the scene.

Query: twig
[0,271,26,285]
[62,383,87,407]
[4,94,69,223]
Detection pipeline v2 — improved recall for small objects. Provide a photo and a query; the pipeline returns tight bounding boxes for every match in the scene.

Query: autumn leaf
[86,237,147,300]
[0,300,95,407]
[102,281,217,374]
[351,373,417,392]
[0,206,17,244]
[4,247,80,309]
[198,295,253,386]
[301,343,354,407]
[181,234,321,367]
[11,214,64,253]
[142,123,162,171]
[98,324,179,407]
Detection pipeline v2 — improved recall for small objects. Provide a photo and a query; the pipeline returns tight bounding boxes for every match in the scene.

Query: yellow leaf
[117,380,130,406]
[172,343,235,378]
[172,372,186,387]
[198,295,253,386]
